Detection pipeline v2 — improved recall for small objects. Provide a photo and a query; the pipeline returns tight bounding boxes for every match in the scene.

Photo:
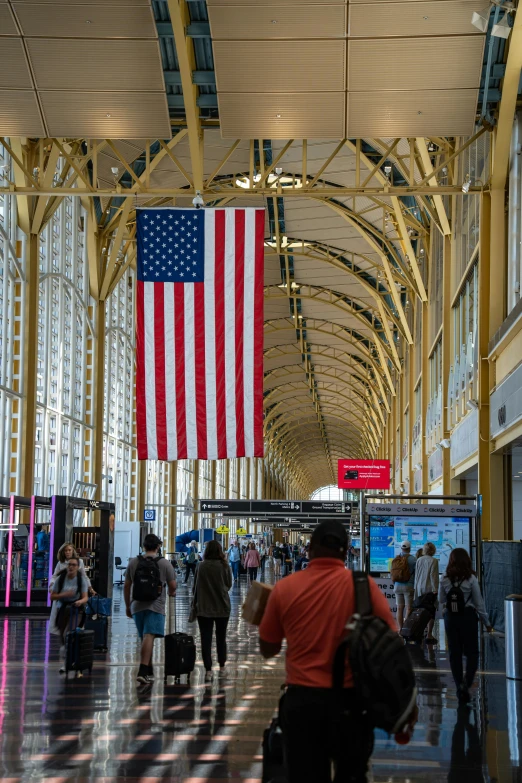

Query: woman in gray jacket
[194,540,232,679]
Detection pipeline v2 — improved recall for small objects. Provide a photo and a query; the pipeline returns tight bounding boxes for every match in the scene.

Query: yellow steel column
[478,193,492,537]
[21,234,39,497]
[421,300,429,494]
[442,235,452,494]
[93,303,106,501]
[169,461,177,554]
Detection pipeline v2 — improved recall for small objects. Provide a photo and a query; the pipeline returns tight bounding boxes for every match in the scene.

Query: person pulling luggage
[392,541,416,631]
[50,556,89,672]
[413,542,439,643]
[124,534,177,686]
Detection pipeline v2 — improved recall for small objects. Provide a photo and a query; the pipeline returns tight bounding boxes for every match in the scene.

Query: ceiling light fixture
[275,166,283,175]
[471,6,490,31]
[271,19,278,23]
[492,12,512,37]
[111,166,119,176]
[106,113,111,118]
[462,173,472,193]
[276,114,282,119]
[384,164,392,177]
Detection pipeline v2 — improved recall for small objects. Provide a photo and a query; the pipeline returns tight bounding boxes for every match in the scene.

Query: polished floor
[0,564,520,782]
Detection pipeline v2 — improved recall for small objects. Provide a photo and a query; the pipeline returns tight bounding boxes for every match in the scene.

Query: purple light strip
[5,495,15,608]
[26,495,36,607]
[47,495,57,607]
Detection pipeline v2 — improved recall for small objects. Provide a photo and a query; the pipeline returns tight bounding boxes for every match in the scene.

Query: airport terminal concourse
[0,0,522,780]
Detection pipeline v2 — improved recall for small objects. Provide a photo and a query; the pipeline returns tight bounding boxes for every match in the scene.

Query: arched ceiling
[0,0,509,495]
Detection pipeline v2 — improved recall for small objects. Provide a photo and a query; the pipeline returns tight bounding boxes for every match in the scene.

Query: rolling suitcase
[84,596,110,652]
[65,608,94,679]
[164,604,196,682]
[400,607,431,643]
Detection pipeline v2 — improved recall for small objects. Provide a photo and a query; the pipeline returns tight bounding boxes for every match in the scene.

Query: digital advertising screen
[369,515,471,575]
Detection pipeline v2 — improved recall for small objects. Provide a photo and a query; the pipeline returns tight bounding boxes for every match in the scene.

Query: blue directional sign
[144,509,156,522]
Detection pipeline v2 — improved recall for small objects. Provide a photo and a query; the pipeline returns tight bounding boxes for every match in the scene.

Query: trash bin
[506,595,522,680]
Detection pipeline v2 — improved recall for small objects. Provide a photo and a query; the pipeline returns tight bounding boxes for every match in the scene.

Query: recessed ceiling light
[86,19,92,23]
[417,111,422,115]
[271,19,278,23]
[423,15,429,19]
[106,113,111,117]
[276,114,282,118]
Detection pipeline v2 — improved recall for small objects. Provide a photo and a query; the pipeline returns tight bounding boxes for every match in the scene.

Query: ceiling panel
[348,89,478,136]
[12,3,157,37]
[0,4,18,34]
[218,93,345,138]
[209,4,346,39]
[0,89,45,135]
[39,91,172,138]
[348,36,484,90]
[213,41,346,93]
[0,39,33,89]
[349,0,484,36]
[26,39,165,91]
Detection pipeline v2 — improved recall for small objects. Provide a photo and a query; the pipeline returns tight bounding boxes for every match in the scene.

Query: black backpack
[57,569,82,602]
[132,555,163,602]
[333,571,417,734]
[446,581,469,614]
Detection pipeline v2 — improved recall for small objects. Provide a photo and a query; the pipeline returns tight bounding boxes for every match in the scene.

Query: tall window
[36,195,95,496]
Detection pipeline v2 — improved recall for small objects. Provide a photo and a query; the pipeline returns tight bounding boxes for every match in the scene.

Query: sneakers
[204,670,213,682]
[137,664,154,685]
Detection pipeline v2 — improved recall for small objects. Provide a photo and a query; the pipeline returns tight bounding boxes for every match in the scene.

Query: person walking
[50,556,90,671]
[414,542,439,643]
[194,540,232,681]
[392,541,416,632]
[244,542,261,583]
[227,540,242,583]
[259,520,401,783]
[124,534,177,685]
[259,541,267,577]
[438,548,492,701]
[184,541,199,584]
[272,544,283,578]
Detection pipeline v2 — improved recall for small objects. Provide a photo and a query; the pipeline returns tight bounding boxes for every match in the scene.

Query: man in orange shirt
[259,520,396,783]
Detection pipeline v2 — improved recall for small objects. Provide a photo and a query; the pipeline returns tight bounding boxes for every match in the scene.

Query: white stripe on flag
[224,209,237,457]
[184,283,198,458]
[204,210,217,459]
[164,283,177,460]
[243,209,255,456]
[144,282,158,459]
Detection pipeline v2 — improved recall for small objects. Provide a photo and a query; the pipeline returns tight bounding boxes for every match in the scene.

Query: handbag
[188,565,199,623]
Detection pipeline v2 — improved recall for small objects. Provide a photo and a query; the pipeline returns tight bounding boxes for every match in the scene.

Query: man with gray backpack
[124,534,177,685]
[184,541,200,584]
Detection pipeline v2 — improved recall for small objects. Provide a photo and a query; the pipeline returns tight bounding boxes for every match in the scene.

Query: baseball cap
[310,520,348,551]
[401,541,411,551]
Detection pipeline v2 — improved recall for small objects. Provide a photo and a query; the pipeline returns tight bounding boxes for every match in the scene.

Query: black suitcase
[400,607,431,643]
[262,718,286,783]
[84,615,108,651]
[164,632,196,681]
[65,608,94,679]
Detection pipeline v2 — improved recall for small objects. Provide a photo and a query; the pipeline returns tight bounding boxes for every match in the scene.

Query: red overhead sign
[337,459,391,490]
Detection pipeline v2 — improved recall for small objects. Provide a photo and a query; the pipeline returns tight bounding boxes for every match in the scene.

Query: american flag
[135,207,265,460]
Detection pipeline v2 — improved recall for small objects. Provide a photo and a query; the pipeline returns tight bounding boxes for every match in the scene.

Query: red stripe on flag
[194,282,208,459]
[235,210,246,456]
[136,279,148,460]
[174,283,187,459]
[154,285,168,460]
[253,209,265,456]
[214,211,227,459]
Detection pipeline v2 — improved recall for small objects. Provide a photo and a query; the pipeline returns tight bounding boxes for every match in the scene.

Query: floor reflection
[0,572,519,782]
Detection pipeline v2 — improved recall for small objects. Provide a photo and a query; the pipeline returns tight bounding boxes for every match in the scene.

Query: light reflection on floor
[0,566,519,782]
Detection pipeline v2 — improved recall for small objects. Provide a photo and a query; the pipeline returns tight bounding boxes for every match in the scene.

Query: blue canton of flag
[136,208,205,282]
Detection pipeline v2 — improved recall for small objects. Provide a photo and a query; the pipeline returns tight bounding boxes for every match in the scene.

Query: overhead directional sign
[251,500,301,513]
[200,500,251,514]
[301,501,351,514]
[199,500,352,516]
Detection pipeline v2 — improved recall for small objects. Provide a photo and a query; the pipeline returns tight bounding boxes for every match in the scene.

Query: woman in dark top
[194,540,232,680]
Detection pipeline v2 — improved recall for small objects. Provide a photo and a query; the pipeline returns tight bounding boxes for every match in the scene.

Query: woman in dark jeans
[194,540,232,681]
[438,548,493,701]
